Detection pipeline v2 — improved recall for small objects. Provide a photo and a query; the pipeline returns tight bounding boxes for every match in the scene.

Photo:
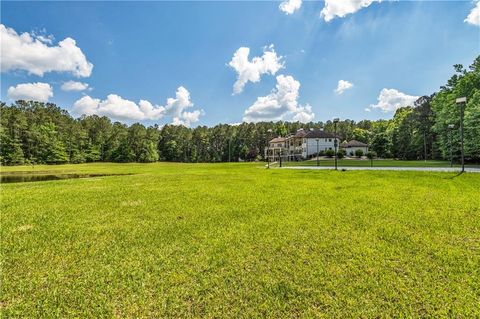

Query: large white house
[301,129,340,159]
[266,128,340,161]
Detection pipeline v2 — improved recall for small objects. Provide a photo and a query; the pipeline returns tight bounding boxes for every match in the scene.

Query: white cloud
[172,110,205,126]
[73,87,203,126]
[292,105,315,123]
[320,0,382,22]
[61,81,89,92]
[73,95,152,120]
[279,0,302,15]
[228,45,284,94]
[335,80,354,95]
[465,1,480,27]
[0,24,93,77]
[367,88,419,112]
[243,75,314,123]
[7,82,53,102]
[34,34,54,45]
[163,86,205,126]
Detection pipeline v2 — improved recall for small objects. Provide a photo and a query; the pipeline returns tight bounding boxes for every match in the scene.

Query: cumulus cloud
[465,1,480,26]
[7,82,53,102]
[172,110,205,126]
[61,81,89,91]
[31,29,55,44]
[320,0,382,22]
[367,88,419,112]
[243,75,314,123]
[335,80,354,95]
[279,0,302,15]
[0,24,93,77]
[228,45,284,94]
[163,86,205,126]
[73,87,203,126]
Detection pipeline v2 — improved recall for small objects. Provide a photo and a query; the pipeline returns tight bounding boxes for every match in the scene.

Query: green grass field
[277,158,480,168]
[1,163,480,317]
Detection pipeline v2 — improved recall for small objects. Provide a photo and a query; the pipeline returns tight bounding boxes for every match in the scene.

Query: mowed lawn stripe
[1,163,479,317]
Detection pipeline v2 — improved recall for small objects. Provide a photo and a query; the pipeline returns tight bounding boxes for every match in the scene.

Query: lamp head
[456,97,467,104]
[333,118,340,123]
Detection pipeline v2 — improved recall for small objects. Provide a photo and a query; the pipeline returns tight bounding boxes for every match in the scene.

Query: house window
[277,144,282,147]
[329,139,332,142]
[329,147,332,150]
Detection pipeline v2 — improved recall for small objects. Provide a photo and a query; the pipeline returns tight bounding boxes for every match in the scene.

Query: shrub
[337,151,345,159]
[366,151,377,160]
[325,149,335,158]
[355,149,364,158]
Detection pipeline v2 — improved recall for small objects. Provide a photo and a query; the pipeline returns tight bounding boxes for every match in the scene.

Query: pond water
[0,173,128,184]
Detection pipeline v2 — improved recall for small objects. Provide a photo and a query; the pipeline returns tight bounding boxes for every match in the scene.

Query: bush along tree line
[1,56,479,165]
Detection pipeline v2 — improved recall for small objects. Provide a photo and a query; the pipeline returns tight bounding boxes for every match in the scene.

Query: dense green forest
[1,56,479,165]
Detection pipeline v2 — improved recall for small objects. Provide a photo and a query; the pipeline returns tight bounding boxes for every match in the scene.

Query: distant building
[302,129,340,159]
[267,137,287,162]
[266,128,340,162]
[340,140,369,156]
[286,129,308,160]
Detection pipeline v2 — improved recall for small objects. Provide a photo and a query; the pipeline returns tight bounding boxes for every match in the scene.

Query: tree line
[1,56,479,165]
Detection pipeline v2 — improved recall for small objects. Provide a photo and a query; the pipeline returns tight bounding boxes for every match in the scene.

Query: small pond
[0,173,129,184]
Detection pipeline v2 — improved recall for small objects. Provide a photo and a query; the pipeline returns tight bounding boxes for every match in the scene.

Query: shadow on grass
[443,171,465,180]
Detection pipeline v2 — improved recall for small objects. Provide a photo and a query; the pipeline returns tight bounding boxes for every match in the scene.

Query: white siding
[302,138,339,157]
[345,146,368,156]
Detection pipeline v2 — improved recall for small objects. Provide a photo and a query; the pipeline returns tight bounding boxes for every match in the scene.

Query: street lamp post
[423,130,427,163]
[448,124,455,167]
[267,145,270,169]
[456,97,467,172]
[333,118,340,170]
[266,129,273,168]
[228,139,231,163]
[316,138,319,166]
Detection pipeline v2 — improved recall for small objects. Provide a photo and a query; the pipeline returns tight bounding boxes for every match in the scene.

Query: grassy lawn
[1,163,480,317]
[277,158,480,168]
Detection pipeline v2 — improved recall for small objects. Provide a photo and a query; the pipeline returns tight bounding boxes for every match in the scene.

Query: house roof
[340,140,369,148]
[304,129,337,139]
[293,129,308,138]
[269,137,286,143]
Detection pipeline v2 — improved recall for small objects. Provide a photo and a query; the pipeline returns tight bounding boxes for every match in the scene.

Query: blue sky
[1,1,479,126]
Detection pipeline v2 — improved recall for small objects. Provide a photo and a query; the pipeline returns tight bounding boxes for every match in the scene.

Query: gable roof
[293,129,308,138]
[269,137,286,143]
[341,140,369,148]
